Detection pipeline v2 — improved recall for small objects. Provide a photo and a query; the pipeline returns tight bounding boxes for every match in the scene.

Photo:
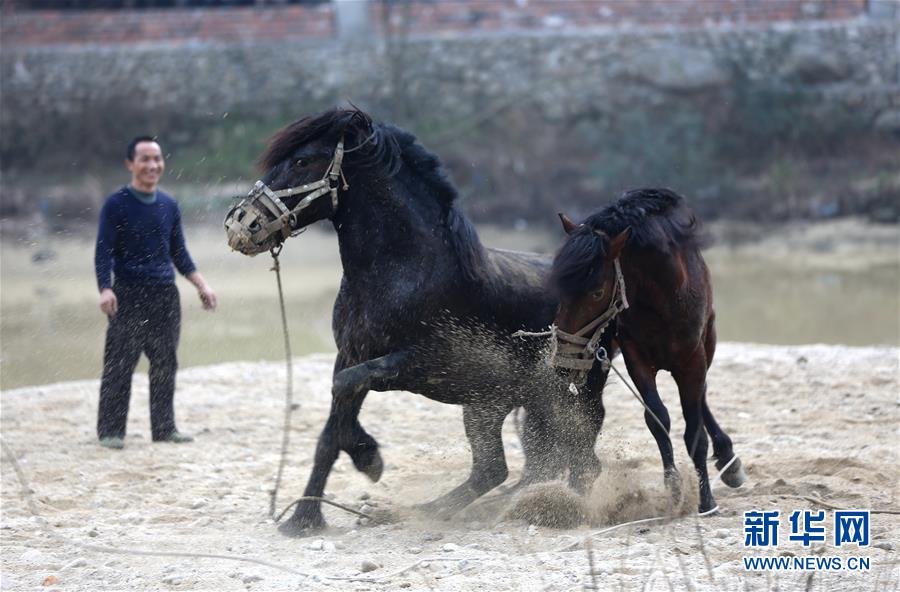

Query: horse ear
[558,213,580,235]
[336,107,362,136]
[607,227,631,260]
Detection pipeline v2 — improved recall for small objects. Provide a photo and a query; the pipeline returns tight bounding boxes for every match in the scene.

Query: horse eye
[592,288,605,301]
[295,158,308,167]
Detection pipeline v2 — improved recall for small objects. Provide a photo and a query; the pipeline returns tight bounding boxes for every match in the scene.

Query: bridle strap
[250,138,348,240]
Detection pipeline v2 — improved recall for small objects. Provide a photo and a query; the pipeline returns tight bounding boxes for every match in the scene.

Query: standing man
[94,135,217,449]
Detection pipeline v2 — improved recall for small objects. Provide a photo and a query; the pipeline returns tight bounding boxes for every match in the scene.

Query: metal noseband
[224,139,348,255]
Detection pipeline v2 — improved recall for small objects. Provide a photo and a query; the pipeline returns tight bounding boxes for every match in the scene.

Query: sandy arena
[1,343,898,591]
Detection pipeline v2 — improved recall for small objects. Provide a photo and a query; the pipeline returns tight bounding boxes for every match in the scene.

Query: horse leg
[278,353,374,537]
[700,314,746,488]
[420,402,512,519]
[332,349,411,399]
[702,402,746,488]
[330,350,419,477]
[620,344,681,503]
[517,400,565,487]
[565,365,607,493]
[672,351,717,515]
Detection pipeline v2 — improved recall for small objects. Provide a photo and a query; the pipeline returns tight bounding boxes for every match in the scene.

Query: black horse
[225,109,609,536]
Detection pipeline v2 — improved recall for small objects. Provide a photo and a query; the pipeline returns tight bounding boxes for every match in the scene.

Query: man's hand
[198,284,217,311]
[187,271,217,311]
[99,288,118,317]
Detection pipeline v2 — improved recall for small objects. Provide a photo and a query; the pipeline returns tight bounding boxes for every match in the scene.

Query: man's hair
[126,135,161,161]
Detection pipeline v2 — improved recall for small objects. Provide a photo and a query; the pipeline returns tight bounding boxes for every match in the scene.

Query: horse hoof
[568,456,602,494]
[717,456,747,489]
[435,507,459,521]
[277,512,326,538]
[348,438,384,482]
[664,469,683,504]
[698,504,720,517]
[414,497,461,521]
[567,469,598,495]
[426,503,459,521]
[413,500,451,520]
[359,449,384,483]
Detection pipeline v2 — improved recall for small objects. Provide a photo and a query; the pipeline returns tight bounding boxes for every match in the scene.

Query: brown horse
[550,188,745,515]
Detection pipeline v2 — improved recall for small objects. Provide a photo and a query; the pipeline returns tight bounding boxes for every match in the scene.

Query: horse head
[548,213,629,374]
[224,108,381,255]
[553,214,630,335]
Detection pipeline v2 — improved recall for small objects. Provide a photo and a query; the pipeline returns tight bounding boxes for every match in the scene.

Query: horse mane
[261,108,486,282]
[260,109,394,173]
[551,188,708,297]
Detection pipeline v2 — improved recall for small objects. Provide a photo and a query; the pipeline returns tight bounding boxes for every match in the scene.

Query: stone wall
[1,15,897,221]
[4,19,895,151]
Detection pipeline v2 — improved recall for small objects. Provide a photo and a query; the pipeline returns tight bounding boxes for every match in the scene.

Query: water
[1,223,897,389]
[710,253,899,347]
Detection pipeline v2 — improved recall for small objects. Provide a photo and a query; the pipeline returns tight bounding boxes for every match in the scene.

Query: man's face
[126,141,165,191]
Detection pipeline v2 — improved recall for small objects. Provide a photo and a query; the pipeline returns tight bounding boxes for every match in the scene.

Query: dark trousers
[98,283,181,441]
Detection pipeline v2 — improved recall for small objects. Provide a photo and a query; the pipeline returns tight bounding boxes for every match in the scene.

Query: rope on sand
[274,496,373,523]
[556,516,672,552]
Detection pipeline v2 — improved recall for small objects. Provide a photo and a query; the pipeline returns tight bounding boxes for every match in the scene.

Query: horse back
[480,247,557,332]
[331,247,557,365]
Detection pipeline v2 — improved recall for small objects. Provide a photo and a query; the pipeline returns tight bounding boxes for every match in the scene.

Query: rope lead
[269,246,294,519]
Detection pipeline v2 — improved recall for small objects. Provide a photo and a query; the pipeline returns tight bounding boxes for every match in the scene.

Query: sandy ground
[1,343,898,591]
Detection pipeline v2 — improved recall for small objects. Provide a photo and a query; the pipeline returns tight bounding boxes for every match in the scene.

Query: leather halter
[224,138,348,254]
[550,258,629,372]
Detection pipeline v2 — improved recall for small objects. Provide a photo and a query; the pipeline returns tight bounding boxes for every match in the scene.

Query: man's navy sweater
[94,187,197,291]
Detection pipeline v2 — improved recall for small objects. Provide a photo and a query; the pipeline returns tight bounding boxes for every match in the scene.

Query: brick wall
[2,4,336,45]
[3,0,869,46]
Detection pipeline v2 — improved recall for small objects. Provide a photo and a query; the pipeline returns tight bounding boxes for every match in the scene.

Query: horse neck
[331,169,447,278]
[619,247,687,307]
